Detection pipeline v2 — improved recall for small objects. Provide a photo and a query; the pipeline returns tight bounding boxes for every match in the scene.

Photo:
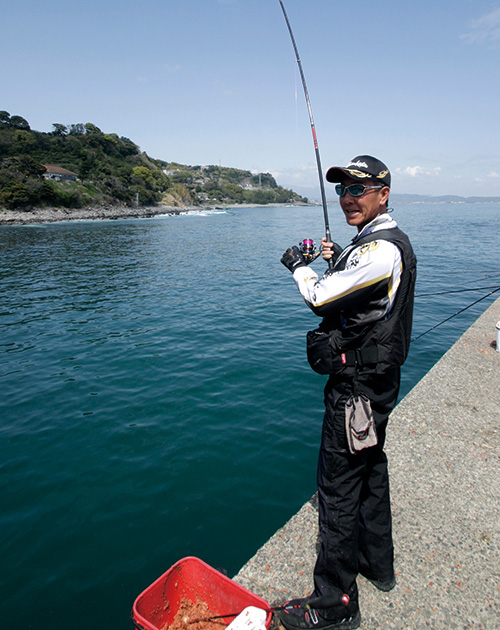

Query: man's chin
[344,212,361,225]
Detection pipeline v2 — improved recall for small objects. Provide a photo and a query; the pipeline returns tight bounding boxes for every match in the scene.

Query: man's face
[339,177,390,232]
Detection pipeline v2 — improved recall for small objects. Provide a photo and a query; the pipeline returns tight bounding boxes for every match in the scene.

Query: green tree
[84,122,103,135]
[52,123,68,136]
[9,115,30,130]
[69,123,85,135]
[5,183,30,207]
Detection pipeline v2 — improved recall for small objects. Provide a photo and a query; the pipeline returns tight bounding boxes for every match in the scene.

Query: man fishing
[280,155,417,630]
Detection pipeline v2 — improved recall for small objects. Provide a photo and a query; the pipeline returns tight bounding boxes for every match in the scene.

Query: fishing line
[278,0,334,270]
[416,285,500,298]
[411,286,500,342]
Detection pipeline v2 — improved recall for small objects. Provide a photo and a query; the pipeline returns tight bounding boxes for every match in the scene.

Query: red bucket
[131,556,272,630]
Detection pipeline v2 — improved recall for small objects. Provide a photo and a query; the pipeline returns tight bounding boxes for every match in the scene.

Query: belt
[340,347,379,367]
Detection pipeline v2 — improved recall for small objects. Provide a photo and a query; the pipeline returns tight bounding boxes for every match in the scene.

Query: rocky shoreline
[0,201,315,226]
[0,204,206,226]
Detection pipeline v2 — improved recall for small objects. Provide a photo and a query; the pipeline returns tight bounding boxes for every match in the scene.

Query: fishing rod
[278,0,334,270]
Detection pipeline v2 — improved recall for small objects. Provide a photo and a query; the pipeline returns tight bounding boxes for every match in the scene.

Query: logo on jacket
[359,241,380,256]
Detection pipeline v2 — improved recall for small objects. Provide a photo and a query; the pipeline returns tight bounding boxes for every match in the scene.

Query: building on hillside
[43,164,78,182]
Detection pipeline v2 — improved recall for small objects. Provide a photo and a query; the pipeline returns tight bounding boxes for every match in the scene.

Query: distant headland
[0,110,308,217]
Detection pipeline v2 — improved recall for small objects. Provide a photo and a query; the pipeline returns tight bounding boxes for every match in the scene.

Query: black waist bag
[307,326,379,375]
[306,328,345,374]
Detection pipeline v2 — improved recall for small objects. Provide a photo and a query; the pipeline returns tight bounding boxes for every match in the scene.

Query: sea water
[1,203,498,629]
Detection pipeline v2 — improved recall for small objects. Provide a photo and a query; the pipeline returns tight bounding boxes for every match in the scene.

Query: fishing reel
[299,238,321,264]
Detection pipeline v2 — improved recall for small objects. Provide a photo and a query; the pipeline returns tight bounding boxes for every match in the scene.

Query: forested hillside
[0,111,308,210]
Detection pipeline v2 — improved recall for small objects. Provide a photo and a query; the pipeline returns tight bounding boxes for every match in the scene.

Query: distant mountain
[290,185,500,205]
[389,193,500,204]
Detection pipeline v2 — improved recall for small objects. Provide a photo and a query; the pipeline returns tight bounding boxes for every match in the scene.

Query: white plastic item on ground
[226,606,267,630]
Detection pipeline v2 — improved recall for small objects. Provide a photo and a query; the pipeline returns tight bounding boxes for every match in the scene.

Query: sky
[2,0,500,198]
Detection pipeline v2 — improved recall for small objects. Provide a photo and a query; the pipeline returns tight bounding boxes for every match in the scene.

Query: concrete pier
[234,298,500,629]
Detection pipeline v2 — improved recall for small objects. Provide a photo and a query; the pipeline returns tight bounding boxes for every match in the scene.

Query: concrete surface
[234,298,500,629]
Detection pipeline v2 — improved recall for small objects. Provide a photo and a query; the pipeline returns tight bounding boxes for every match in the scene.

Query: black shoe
[278,596,361,630]
[360,570,396,592]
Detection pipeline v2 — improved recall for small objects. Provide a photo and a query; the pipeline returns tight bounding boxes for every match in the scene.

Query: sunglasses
[335,183,384,197]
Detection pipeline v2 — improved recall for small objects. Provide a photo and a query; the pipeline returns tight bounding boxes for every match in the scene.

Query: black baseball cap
[326,155,391,187]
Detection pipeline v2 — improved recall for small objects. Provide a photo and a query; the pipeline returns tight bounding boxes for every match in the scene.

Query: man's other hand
[281,246,307,272]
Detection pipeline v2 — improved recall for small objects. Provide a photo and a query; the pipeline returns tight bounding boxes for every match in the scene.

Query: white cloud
[487,171,500,179]
[461,7,500,46]
[394,166,442,178]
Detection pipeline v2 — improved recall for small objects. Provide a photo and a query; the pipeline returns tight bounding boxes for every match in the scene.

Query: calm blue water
[1,203,499,629]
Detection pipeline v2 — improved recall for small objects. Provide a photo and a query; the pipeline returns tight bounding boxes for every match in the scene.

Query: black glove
[329,242,343,264]
[281,245,307,273]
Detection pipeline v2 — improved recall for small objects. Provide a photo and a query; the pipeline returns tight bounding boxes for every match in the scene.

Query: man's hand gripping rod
[278,0,334,270]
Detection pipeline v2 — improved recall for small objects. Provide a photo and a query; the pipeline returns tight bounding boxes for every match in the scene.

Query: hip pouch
[306,327,346,374]
[345,392,378,454]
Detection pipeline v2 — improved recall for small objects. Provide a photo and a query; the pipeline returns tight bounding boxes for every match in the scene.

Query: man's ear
[380,186,390,206]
